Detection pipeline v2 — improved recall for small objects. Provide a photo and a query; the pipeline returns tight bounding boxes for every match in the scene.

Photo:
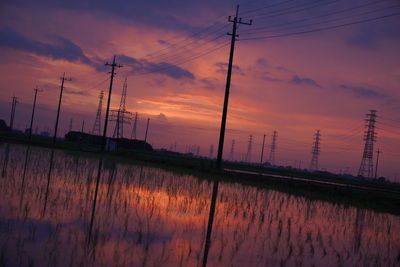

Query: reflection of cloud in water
[0,143,399,266]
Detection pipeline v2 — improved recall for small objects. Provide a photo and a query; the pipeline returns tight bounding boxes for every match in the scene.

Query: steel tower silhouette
[309,130,321,171]
[111,77,131,138]
[268,131,277,165]
[358,110,377,178]
[131,112,138,139]
[245,135,253,162]
[92,91,104,135]
[230,139,235,161]
[209,144,214,159]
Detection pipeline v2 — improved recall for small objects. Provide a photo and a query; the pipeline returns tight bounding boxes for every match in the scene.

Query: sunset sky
[0,0,399,179]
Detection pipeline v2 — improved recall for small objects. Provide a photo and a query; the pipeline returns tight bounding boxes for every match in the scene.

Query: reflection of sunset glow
[1,145,399,266]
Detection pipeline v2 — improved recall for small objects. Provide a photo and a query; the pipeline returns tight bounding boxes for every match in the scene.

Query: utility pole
[216,5,252,169]
[101,56,123,150]
[209,144,214,159]
[69,118,73,133]
[358,110,377,178]
[53,73,71,145]
[88,56,122,244]
[28,87,41,140]
[260,134,266,164]
[144,118,150,143]
[9,96,18,130]
[375,149,381,179]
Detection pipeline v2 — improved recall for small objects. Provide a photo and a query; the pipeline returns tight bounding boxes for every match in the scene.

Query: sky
[0,0,399,180]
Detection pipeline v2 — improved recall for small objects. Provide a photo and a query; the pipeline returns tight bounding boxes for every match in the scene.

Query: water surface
[0,143,399,266]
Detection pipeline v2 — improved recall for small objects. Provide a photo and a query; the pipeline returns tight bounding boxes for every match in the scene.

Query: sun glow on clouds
[0,1,399,178]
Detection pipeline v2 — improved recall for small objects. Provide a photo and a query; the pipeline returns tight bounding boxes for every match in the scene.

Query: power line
[240,0,296,16]
[246,0,340,19]
[128,41,230,77]
[239,12,400,41]
[142,21,227,59]
[143,24,228,61]
[136,33,227,65]
[242,1,398,35]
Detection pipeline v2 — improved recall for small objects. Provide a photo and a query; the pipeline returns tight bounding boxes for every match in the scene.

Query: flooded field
[1,143,399,266]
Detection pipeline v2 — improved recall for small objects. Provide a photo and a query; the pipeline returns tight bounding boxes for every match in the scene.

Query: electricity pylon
[92,91,104,135]
[309,130,321,171]
[358,110,377,178]
[268,131,277,165]
[111,77,131,138]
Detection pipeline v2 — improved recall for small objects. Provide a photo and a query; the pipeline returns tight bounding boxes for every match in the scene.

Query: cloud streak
[339,84,386,99]
[0,26,91,64]
[290,75,322,88]
[117,54,195,80]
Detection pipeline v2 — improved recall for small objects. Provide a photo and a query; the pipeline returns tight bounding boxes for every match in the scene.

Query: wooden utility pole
[101,56,122,151]
[260,134,266,164]
[9,96,18,130]
[144,118,150,142]
[53,73,71,145]
[88,55,122,245]
[216,5,252,169]
[28,87,41,140]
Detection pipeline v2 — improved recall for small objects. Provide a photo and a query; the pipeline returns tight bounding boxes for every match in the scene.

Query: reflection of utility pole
[216,5,252,169]
[202,181,219,267]
[9,96,18,130]
[28,87,41,140]
[88,55,122,245]
[375,149,381,179]
[53,73,71,145]
[144,118,150,142]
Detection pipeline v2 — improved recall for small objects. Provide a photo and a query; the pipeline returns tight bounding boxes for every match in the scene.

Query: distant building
[0,120,10,132]
[25,128,32,135]
[40,131,50,137]
[65,131,153,151]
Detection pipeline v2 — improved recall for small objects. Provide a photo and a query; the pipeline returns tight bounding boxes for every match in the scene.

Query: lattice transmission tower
[92,91,104,135]
[268,131,277,165]
[309,130,321,171]
[131,112,138,139]
[230,139,235,161]
[209,144,214,159]
[111,77,132,139]
[358,110,377,178]
[245,135,253,162]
